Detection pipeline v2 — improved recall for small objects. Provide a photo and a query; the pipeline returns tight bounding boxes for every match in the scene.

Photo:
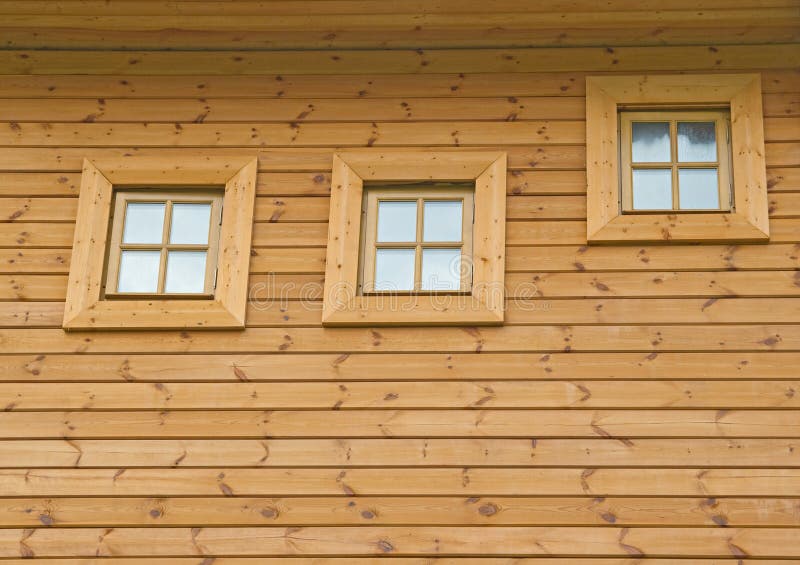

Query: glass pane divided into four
[116,200,214,295]
[627,113,728,211]
[374,199,465,292]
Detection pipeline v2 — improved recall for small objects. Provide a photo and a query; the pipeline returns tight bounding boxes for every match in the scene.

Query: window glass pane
[632,169,673,210]
[631,122,671,163]
[421,248,461,291]
[373,248,415,291]
[164,251,207,293]
[423,200,463,242]
[122,202,165,244]
[678,122,717,162]
[117,250,160,293]
[377,201,417,242]
[170,203,212,244]
[679,168,720,209]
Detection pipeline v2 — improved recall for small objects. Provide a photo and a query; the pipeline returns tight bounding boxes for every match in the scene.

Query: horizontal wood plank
[0,119,587,146]
[2,10,798,50]
[5,438,800,468]
[0,496,797,527]
[4,555,786,565]
[0,100,586,123]
[1,351,792,382]
[0,99,795,125]
[2,467,798,496]
[3,0,799,15]
[1,380,798,410]
[0,146,588,171]
[4,0,800,13]
[0,525,798,557]
[0,69,795,99]
[1,45,797,75]
[0,409,796,439]
[0,170,590,197]
[0,559,783,565]
[1,325,798,353]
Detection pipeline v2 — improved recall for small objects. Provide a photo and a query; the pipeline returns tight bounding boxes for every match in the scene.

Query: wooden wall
[0,2,799,561]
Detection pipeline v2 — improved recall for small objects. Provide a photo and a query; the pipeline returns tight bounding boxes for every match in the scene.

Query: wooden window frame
[63,156,258,330]
[620,110,732,212]
[322,151,506,326]
[105,190,223,298]
[586,74,769,244]
[360,186,475,294]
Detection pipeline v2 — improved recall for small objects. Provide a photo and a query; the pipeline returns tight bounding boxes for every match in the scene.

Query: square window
[62,156,257,330]
[586,74,769,243]
[322,151,507,326]
[359,185,474,294]
[105,191,222,297]
[620,110,732,212]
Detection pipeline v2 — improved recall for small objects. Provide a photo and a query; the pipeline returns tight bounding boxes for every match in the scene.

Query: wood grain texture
[1,380,798,410]
[3,468,799,496]
[0,325,798,353]
[0,409,797,438]
[2,438,799,467]
[1,496,798,527]
[0,526,799,557]
[0,556,786,565]
[0,69,795,99]
[0,351,793,382]
[1,45,798,75]
[0,8,797,50]
[0,31,797,561]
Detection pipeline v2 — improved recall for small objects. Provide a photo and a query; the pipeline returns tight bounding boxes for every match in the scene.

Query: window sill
[589,212,770,244]
[322,295,505,327]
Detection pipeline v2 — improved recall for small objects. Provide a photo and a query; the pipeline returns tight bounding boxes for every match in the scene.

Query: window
[360,186,474,293]
[620,110,732,212]
[322,151,506,326]
[63,156,257,330]
[586,74,769,243]
[106,191,223,297]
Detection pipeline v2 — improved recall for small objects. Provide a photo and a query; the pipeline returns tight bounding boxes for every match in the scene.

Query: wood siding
[0,1,799,561]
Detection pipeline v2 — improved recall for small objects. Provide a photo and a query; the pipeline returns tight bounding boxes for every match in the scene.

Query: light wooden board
[0,146,589,171]
[0,526,798,557]
[0,69,795,99]
[0,9,797,49]
[0,559,789,565]
[0,496,797,527]
[1,45,798,75]
[0,325,798,353]
[0,409,797,438]
[2,1,799,16]
[2,468,798,496]
[1,380,798,409]
[1,351,793,382]
[1,99,797,123]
